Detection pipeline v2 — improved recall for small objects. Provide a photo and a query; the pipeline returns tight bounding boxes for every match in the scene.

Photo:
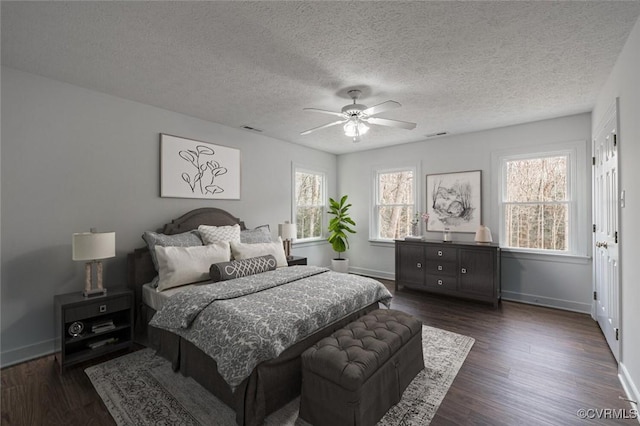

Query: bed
[127,208,392,426]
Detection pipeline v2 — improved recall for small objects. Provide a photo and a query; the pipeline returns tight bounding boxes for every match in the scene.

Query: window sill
[501,248,591,264]
[368,239,395,247]
[293,238,327,248]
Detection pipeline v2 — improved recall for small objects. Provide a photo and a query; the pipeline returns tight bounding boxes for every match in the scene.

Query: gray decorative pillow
[209,255,277,282]
[142,230,203,271]
[198,224,241,245]
[240,225,272,244]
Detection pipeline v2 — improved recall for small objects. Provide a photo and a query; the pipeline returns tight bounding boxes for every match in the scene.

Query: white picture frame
[160,134,240,200]
[426,170,481,232]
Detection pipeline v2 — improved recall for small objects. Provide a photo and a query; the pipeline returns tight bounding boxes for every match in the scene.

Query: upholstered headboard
[127,208,246,326]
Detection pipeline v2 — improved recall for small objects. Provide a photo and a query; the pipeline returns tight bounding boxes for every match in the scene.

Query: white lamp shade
[474,225,493,243]
[72,232,116,261]
[278,222,297,240]
[343,120,369,137]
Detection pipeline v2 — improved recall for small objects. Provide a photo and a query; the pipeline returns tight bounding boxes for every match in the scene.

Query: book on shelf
[92,324,116,333]
[91,319,115,333]
[87,337,118,350]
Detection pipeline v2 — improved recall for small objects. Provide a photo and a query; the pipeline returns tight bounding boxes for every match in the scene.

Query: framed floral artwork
[160,134,240,199]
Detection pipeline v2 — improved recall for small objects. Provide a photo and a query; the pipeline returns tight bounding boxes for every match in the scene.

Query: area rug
[86,325,474,426]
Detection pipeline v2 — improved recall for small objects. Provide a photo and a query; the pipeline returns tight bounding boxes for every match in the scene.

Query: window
[373,167,416,240]
[497,141,587,255]
[294,167,326,240]
[503,155,569,250]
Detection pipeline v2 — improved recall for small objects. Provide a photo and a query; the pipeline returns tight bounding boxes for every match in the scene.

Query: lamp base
[83,288,107,298]
[283,239,292,258]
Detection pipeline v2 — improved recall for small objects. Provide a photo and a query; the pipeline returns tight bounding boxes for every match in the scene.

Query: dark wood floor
[1,281,636,425]
[388,283,636,425]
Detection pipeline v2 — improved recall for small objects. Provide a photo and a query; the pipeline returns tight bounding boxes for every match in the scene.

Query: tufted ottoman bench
[299,309,424,426]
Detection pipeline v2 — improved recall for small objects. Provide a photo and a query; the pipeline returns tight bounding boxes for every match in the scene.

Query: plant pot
[331,258,349,273]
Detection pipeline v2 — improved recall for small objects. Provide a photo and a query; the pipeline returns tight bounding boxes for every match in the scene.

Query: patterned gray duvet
[149,265,392,389]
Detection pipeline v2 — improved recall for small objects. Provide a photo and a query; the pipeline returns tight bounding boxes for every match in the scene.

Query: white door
[592,99,620,361]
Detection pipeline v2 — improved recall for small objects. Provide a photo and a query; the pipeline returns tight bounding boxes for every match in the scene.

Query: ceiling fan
[300,89,417,142]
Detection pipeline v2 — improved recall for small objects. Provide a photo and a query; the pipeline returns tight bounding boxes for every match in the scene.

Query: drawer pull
[99,304,107,313]
[437,250,443,257]
[437,265,443,271]
[416,262,422,269]
[437,279,443,285]
[461,268,467,274]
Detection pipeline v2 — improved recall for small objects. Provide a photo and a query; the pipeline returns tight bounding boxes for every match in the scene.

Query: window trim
[292,164,327,243]
[370,165,418,242]
[492,140,589,257]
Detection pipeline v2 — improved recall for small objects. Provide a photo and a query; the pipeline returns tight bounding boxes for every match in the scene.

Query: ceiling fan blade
[300,119,346,136]
[362,100,401,116]
[303,108,346,118]
[367,117,417,130]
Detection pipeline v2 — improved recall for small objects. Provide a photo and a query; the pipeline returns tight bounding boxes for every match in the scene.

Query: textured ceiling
[2,2,640,154]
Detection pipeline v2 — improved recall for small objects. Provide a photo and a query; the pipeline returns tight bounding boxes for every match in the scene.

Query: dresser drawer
[426,275,456,289]
[425,261,457,276]
[425,246,457,262]
[65,295,130,322]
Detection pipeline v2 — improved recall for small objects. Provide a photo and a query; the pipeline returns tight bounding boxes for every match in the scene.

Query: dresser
[395,239,501,307]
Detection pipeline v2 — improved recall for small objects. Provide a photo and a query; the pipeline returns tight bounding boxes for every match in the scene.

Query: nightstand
[287,256,308,266]
[54,287,133,372]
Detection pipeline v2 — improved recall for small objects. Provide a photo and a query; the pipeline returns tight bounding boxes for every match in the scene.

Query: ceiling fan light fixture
[343,120,369,138]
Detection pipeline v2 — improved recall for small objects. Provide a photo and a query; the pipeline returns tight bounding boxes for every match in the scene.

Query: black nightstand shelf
[287,256,308,266]
[54,287,133,372]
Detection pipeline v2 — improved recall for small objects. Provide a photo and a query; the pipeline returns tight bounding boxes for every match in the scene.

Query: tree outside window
[503,155,569,251]
[295,169,325,240]
[375,168,416,240]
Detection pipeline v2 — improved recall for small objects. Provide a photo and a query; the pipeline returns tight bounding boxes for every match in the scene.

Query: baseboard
[619,362,640,422]
[347,266,395,281]
[501,291,591,314]
[1,338,58,369]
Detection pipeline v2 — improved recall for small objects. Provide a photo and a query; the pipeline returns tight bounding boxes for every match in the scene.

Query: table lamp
[72,229,115,297]
[278,221,297,259]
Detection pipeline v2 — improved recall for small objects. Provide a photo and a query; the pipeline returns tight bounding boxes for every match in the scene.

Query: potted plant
[327,195,356,273]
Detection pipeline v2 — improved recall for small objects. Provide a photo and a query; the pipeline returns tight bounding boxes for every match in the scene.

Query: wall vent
[426,131,448,138]
[240,125,263,133]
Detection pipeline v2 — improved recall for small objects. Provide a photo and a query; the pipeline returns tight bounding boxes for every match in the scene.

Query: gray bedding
[149,265,393,389]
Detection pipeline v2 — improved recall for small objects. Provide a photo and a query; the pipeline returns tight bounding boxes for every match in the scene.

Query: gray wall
[0,67,337,366]
[337,113,593,312]
[592,15,640,410]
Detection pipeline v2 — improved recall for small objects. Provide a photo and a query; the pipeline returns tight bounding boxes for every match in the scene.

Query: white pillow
[198,224,241,245]
[230,237,288,268]
[155,242,230,291]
